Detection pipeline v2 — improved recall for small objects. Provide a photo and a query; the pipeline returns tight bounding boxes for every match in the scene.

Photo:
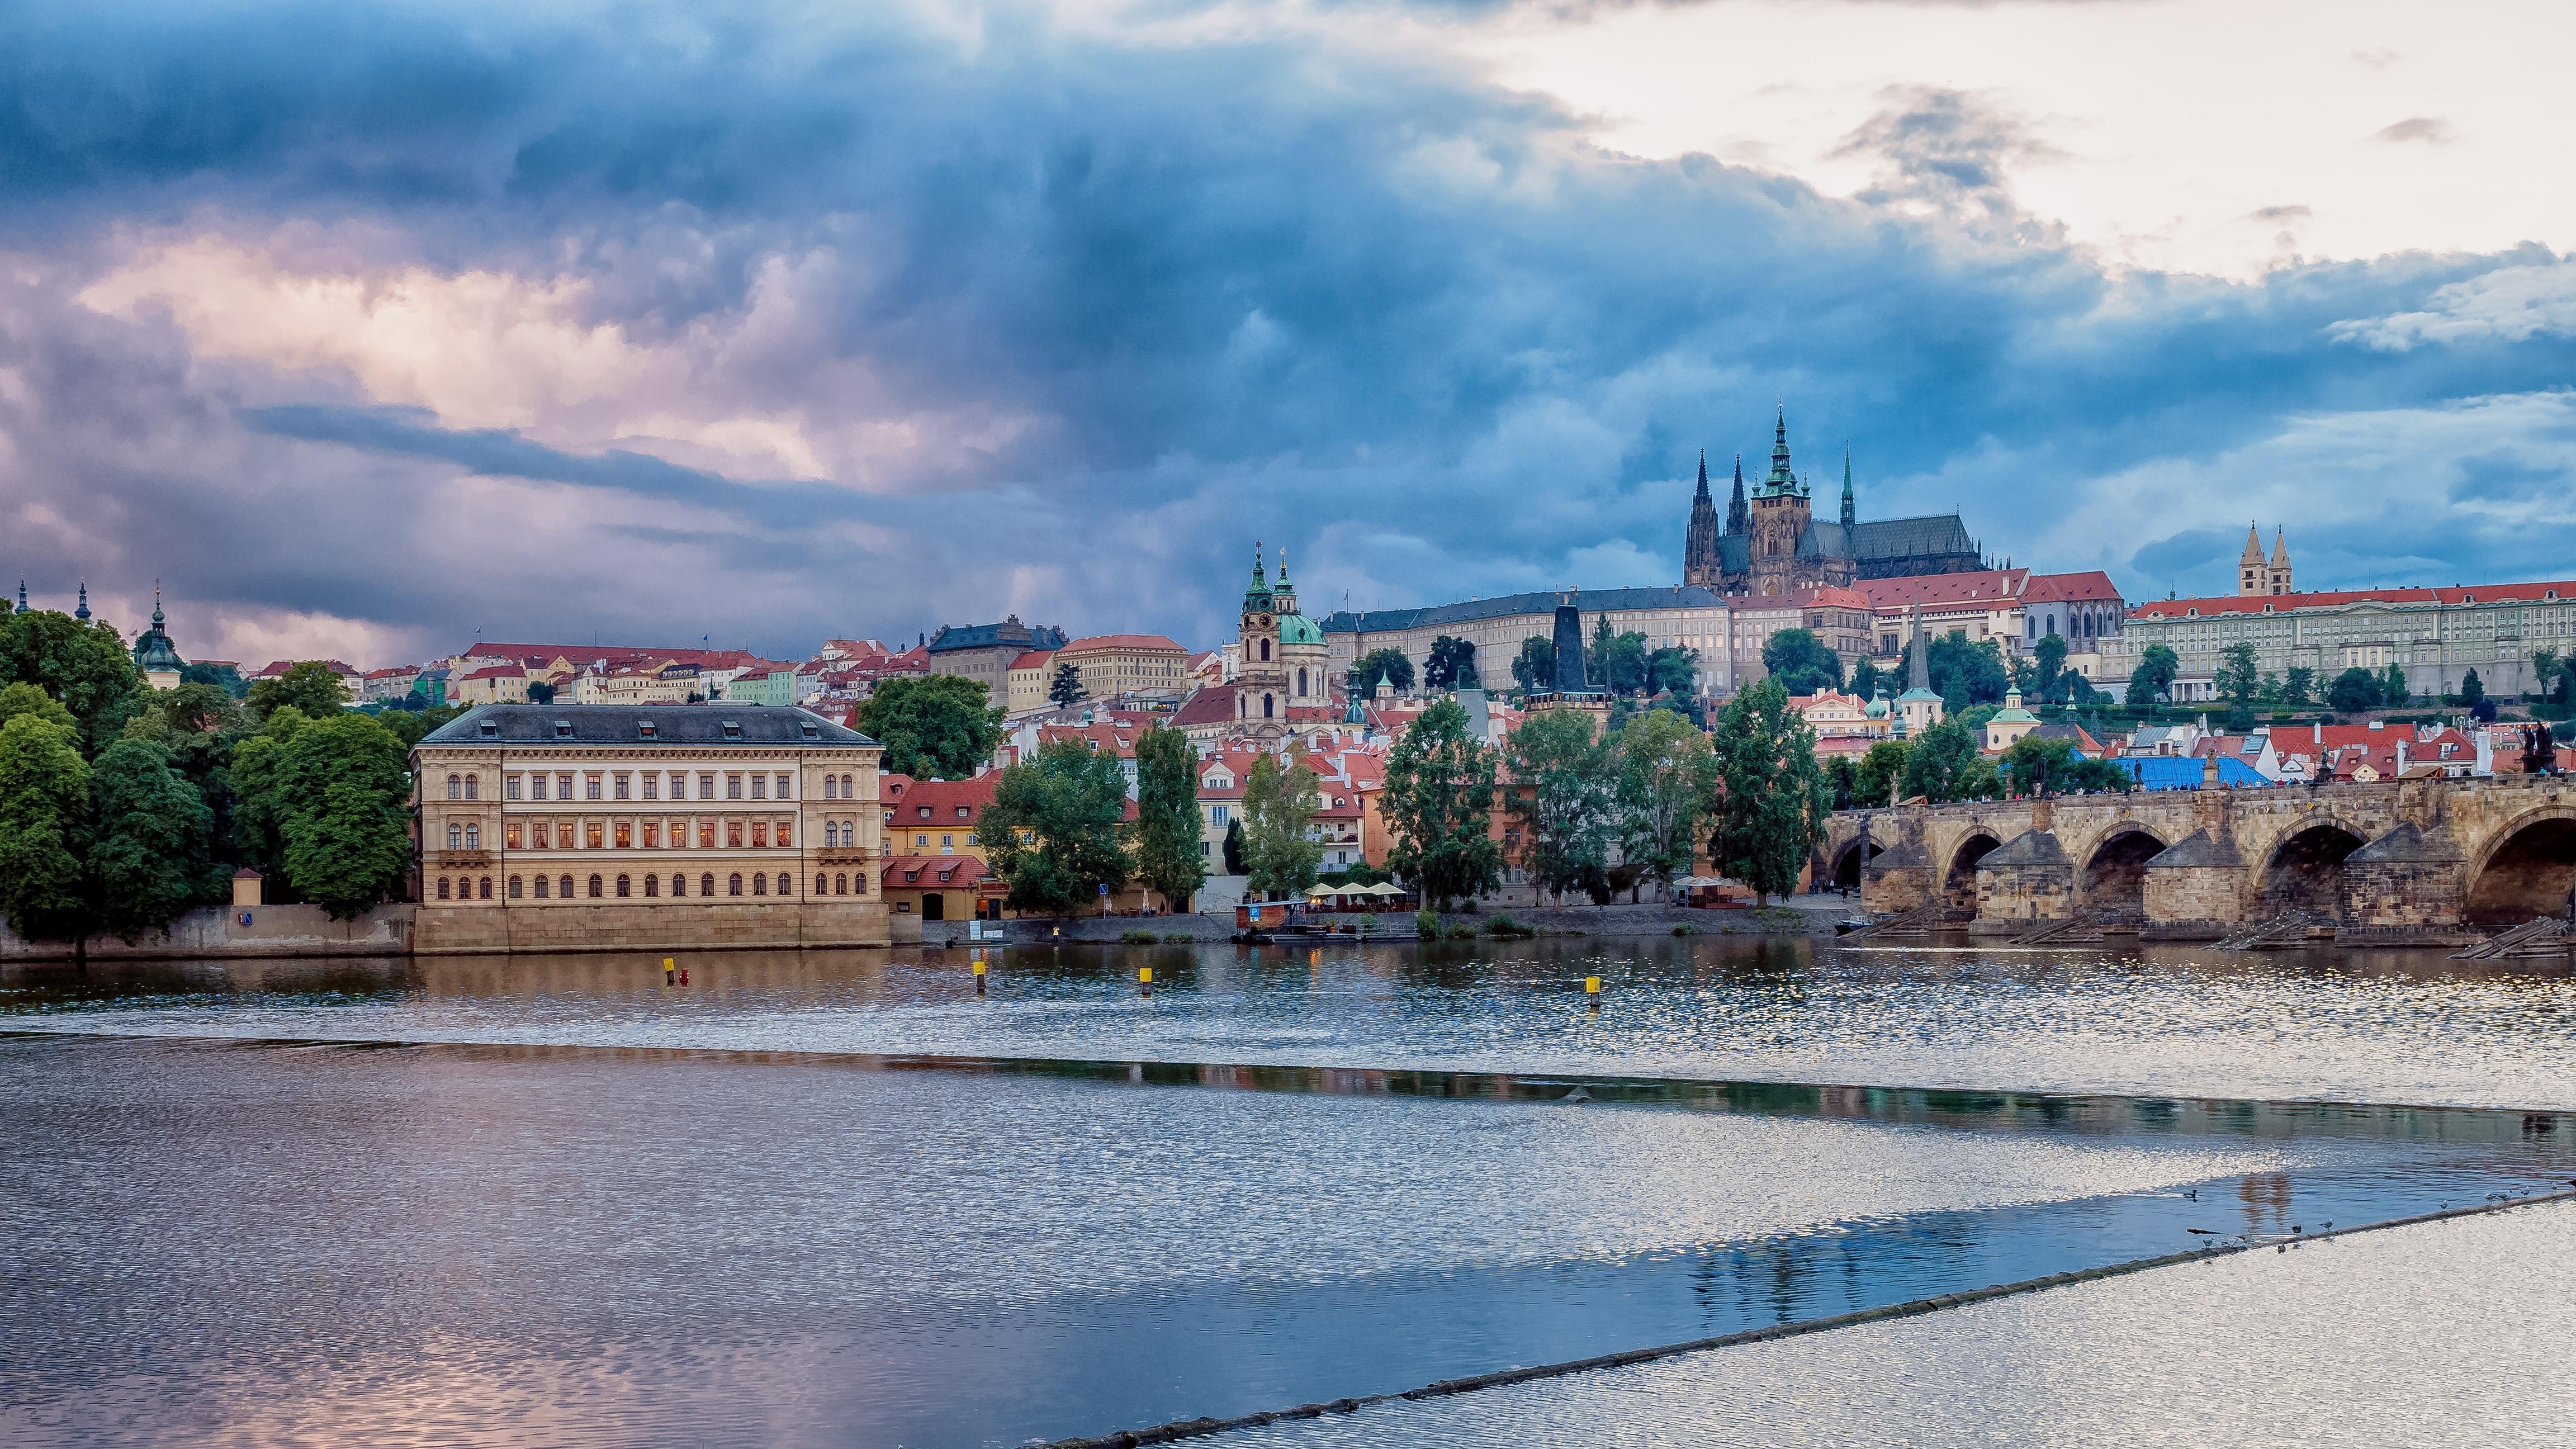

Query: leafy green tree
[2327,666,2383,714]
[2217,642,2261,709]
[181,661,247,698]
[2534,650,2569,705]
[2460,668,2485,707]
[1825,754,1861,810]
[1761,628,1843,695]
[1849,657,1886,701]
[1706,678,1830,905]
[229,710,413,918]
[1221,817,1247,875]
[0,712,91,940]
[2032,634,2068,699]
[2000,734,2131,797]
[1509,635,1556,693]
[1130,724,1206,911]
[980,738,1133,916]
[1587,619,1650,695]
[1901,717,1996,803]
[1240,752,1323,898]
[524,681,556,704]
[856,674,1006,779]
[1381,698,1502,908]
[2381,664,2410,707]
[0,681,77,735]
[1926,631,2010,706]
[1645,647,1700,699]
[1505,708,1616,904]
[1856,740,1910,807]
[1354,648,1415,694]
[1,607,142,746]
[2125,643,2180,708]
[1424,636,1479,690]
[2282,665,2317,708]
[246,661,351,722]
[87,739,216,941]
[1614,706,1715,899]
[375,703,464,750]
[1049,661,1086,707]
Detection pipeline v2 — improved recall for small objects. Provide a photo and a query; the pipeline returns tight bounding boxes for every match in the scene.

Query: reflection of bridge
[1820,775,2576,945]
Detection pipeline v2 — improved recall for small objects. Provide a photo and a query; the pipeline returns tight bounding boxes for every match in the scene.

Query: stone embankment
[921,901,1844,947]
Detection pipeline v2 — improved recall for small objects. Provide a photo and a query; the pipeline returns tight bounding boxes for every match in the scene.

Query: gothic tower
[1840,449,1856,531]
[1725,453,1748,535]
[1683,450,1724,588]
[1746,406,1813,596]
[2237,524,2265,596]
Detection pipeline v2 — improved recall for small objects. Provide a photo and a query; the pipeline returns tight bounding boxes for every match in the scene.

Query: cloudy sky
[5,0,2574,667]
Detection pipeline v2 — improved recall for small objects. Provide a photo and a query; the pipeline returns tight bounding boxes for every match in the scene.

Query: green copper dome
[1279,613,1323,646]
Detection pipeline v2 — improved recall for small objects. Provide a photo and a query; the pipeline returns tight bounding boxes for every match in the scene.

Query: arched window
[670,873,686,897]
[1263,694,1275,718]
[1297,667,1306,696]
[1259,638,1272,661]
[835,872,848,896]
[702,873,716,897]
[533,874,549,899]
[446,774,461,799]
[841,774,854,797]
[588,874,604,898]
[508,875,523,899]
[776,872,791,896]
[816,873,830,896]
[478,877,491,899]
[643,873,659,898]
[852,871,868,896]
[557,874,571,899]
[465,824,480,850]
[824,775,837,799]
[752,873,768,896]
[464,775,478,801]
[615,874,631,898]
[448,824,462,849]
[729,873,744,897]
[436,877,451,899]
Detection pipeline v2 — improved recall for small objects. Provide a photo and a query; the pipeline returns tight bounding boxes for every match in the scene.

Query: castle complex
[1684,408,1985,596]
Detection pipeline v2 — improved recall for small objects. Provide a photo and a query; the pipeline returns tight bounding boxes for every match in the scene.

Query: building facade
[410,704,890,951]
[1322,586,1734,697]
[924,618,1068,707]
[2103,578,2576,702]
[1233,548,1332,738]
[1057,631,1192,703]
[2239,525,2294,596]
[1684,409,1986,596]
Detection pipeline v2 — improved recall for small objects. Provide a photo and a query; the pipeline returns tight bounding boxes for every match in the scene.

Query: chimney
[2397,740,2409,775]
[2313,721,2322,745]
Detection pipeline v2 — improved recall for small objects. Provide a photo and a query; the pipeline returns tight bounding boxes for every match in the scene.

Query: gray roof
[1850,514,1976,563]
[1319,585,1730,636]
[926,621,1065,654]
[418,704,877,748]
[1798,520,1851,561]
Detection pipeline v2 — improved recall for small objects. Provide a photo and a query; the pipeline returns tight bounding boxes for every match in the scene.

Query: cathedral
[1683,408,1986,596]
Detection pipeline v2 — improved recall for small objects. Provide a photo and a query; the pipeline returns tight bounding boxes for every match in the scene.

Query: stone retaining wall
[411,900,894,953]
[0,904,415,962]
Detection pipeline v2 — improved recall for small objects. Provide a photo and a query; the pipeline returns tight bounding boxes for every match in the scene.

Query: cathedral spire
[75,580,89,621]
[1907,603,1930,691]
[1840,448,1856,529]
[1760,404,1797,495]
[1726,454,1748,533]
[1694,449,1710,503]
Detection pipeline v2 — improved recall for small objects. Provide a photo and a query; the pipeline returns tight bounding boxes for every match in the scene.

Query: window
[751,775,766,800]
[508,875,523,899]
[557,774,574,799]
[752,872,768,896]
[667,773,684,799]
[614,775,631,801]
[465,775,479,801]
[557,822,576,849]
[817,873,830,896]
[558,874,574,899]
[1259,639,1272,661]
[776,821,792,848]
[638,720,656,739]
[915,834,927,847]
[584,874,602,898]
[586,775,603,801]
[702,873,716,897]
[917,805,932,820]
[448,824,463,850]
[465,824,481,850]
[967,832,979,846]
[727,821,745,848]
[615,874,631,898]
[437,877,452,899]
[956,806,970,820]
[699,774,717,799]
[752,821,769,849]
[699,821,717,848]
[727,775,743,800]
[851,871,867,896]
[643,874,658,897]
[841,774,854,797]
[614,822,632,849]
[531,775,548,801]
[825,775,837,799]
[728,873,744,897]
[834,872,847,895]
[646,822,663,849]
[446,774,462,800]
[534,874,550,899]
[941,834,953,849]
[775,774,792,799]
[585,821,604,849]
[670,873,685,897]
[776,872,791,897]
[507,776,523,800]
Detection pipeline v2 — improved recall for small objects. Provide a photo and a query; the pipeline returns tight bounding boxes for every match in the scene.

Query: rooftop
[2133,579,2576,620]
[1320,585,1729,635]
[417,704,876,748]
[1058,633,1187,654]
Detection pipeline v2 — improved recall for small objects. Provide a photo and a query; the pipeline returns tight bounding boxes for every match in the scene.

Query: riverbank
[924,899,1850,946]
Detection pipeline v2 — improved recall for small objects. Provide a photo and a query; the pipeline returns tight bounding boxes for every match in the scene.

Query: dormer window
[477,719,498,737]
[801,721,819,739]
[721,719,742,740]
[637,720,657,738]
[553,719,572,738]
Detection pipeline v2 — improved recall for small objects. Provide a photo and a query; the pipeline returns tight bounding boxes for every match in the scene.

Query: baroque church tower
[1235,544,1287,738]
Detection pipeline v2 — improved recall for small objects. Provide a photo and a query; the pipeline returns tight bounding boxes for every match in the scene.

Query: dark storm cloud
[1,1,2572,661]
[2128,528,2233,581]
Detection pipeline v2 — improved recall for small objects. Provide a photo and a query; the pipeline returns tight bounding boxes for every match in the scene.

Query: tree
[1901,717,1996,803]
[1761,628,1843,695]
[1,608,143,749]
[1857,740,1910,807]
[2471,695,2499,723]
[1381,698,1502,908]
[2000,734,2131,797]
[0,712,91,940]
[2217,642,2261,710]
[2327,666,2383,714]
[1825,754,1861,811]
[524,681,556,704]
[2534,649,2570,705]
[1505,708,1617,904]
[1240,752,1323,898]
[2126,643,2180,708]
[87,738,216,941]
[229,709,414,919]
[246,661,350,722]
[2033,634,2068,700]
[1221,817,1247,875]
[1130,725,1206,911]
[0,680,77,735]
[1706,678,1830,905]
[1645,647,1701,700]
[1926,631,2010,706]
[1354,648,1414,695]
[1509,636,1556,694]
[1850,657,1886,700]
[979,738,1132,915]
[2460,668,2485,707]
[1588,619,1650,695]
[2381,663,2410,708]
[1424,636,1479,690]
[1049,661,1086,707]
[856,674,1006,779]
[376,703,465,750]
[1615,707,1715,899]
[2281,665,2317,708]
[182,661,248,698]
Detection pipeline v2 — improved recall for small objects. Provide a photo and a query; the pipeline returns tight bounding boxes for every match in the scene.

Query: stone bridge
[1818,774,2576,944]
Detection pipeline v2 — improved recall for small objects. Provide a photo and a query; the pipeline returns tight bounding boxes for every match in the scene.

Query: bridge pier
[1969,800,2072,935]
[2338,821,2477,946]
[2142,795,2245,940]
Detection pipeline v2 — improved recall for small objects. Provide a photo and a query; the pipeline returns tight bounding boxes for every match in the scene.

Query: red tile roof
[1058,633,1187,654]
[879,855,992,888]
[1859,570,2029,610]
[1010,650,1055,670]
[2021,570,2124,605]
[1171,686,1236,728]
[2132,579,2576,620]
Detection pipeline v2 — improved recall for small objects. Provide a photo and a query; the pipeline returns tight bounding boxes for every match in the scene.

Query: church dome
[1864,691,1889,718]
[1279,613,1323,647]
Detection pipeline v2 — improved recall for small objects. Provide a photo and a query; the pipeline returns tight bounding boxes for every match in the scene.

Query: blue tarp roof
[2110,756,2270,791]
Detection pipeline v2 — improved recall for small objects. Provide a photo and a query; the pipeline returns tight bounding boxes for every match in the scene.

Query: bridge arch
[2080,825,2168,917]
[2255,822,2368,917]
[2464,805,2576,927]
[1830,837,1883,889]
[1943,831,2003,909]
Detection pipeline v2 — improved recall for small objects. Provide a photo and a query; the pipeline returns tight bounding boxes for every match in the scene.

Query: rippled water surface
[8,935,2576,1107]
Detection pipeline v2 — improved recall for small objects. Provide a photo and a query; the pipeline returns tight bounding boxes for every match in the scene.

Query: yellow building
[1006,649,1057,714]
[452,665,531,705]
[1055,633,1190,701]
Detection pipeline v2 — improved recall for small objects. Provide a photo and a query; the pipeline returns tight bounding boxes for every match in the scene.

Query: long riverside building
[410,704,891,953]
[2101,579,2576,703]
[1320,586,1736,694]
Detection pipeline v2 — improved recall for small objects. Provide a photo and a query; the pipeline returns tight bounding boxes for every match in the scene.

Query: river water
[4,937,2573,1446]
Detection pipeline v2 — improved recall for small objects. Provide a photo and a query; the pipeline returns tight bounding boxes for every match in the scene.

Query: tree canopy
[1614,706,1715,898]
[1504,707,1616,904]
[1130,724,1206,911]
[1900,717,1999,803]
[856,673,1006,779]
[1424,635,1479,690]
[1761,628,1843,695]
[2126,643,2181,707]
[1706,678,1829,904]
[2327,666,2382,713]
[1354,648,1415,694]
[1587,619,1650,695]
[0,711,91,940]
[1049,661,1086,707]
[1509,636,1555,693]
[979,738,1132,916]
[1240,752,1323,899]
[1381,697,1501,908]
[247,661,351,722]
[229,708,414,920]
[1999,733,2131,797]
